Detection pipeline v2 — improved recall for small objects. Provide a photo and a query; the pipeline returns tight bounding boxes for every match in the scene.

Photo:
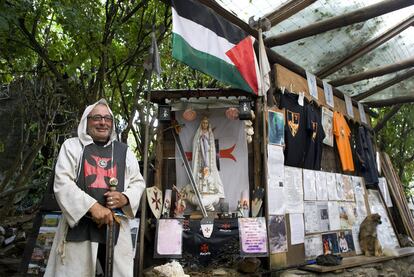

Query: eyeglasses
[87,114,113,122]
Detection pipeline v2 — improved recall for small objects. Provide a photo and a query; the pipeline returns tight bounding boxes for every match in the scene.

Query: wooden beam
[374,104,403,133]
[317,15,414,78]
[265,0,317,26]
[264,0,413,47]
[353,68,414,101]
[365,96,414,108]
[330,56,414,86]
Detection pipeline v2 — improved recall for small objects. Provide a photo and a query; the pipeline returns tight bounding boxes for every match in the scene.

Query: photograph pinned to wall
[315,171,328,201]
[323,80,334,108]
[326,172,339,200]
[289,213,305,245]
[339,203,357,230]
[268,110,285,145]
[317,202,330,232]
[335,174,344,201]
[155,219,183,257]
[306,70,318,100]
[342,175,355,201]
[304,201,319,234]
[238,217,268,257]
[321,107,334,147]
[268,215,288,253]
[322,232,339,255]
[303,169,317,201]
[267,145,286,215]
[338,230,355,254]
[344,94,354,119]
[304,234,323,259]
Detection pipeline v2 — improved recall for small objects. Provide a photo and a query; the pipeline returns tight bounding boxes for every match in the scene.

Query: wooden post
[265,0,317,26]
[264,0,413,47]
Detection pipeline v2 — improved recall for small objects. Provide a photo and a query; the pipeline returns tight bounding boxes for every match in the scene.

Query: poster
[323,80,334,108]
[321,107,334,147]
[352,176,367,224]
[342,175,355,201]
[306,71,318,100]
[289,213,305,245]
[284,166,304,214]
[335,174,344,201]
[339,203,357,230]
[304,201,319,233]
[367,190,399,249]
[315,171,328,201]
[304,234,323,259]
[155,219,183,257]
[317,202,330,232]
[303,169,317,201]
[328,201,341,231]
[327,172,339,200]
[358,102,367,124]
[344,94,354,119]
[27,213,61,276]
[378,177,393,207]
[322,232,339,254]
[238,217,268,256]
[268,110,285,145]
[268,215,288,253]
[267,145,286,215]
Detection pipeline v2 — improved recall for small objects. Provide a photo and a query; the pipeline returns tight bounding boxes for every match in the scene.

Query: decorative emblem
[199,243,211,255]
[98,159,108,168]
[109,177,118,188]
[200,218,214,238]
[287,110,300,137]
[146,186,162,219]
[84,156,117,189]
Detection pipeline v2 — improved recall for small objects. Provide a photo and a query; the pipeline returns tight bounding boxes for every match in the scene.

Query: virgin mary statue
[183,116,225,211]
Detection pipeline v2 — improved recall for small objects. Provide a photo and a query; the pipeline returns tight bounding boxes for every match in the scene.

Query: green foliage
[374,104,414,196]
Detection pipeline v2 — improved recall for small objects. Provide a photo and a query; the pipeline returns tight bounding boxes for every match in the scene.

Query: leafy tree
[0,0,217,219]
[375,104,414,197]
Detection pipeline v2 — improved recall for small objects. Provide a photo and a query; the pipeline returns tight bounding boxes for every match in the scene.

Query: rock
[237,257,261,273]
[153,260,189,277]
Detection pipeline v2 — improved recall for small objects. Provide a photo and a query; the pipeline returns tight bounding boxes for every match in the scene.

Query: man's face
[87,104,113,142]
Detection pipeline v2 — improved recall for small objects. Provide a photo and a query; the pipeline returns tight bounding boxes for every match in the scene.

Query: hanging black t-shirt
[279,92,306,167]
[303,103,326,170]
[355,126,378,185]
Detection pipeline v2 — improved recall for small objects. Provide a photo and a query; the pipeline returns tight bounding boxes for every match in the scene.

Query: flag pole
[138,24,159,277]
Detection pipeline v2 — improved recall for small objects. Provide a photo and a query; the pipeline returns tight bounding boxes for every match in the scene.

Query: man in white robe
[45,99,145,277]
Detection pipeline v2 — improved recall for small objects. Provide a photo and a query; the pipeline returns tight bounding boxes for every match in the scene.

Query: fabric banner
[175,109,249,212]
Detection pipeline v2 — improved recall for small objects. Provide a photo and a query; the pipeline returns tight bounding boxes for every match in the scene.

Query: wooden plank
[330,56,414,86]
[265,0,317,26]
[274,64,369,126]
[317,15,414,78]
[353,68,414,101]
[365,96,414,108]
[153,125,164,189]
[264,0,413,47]
[302,247,414,273]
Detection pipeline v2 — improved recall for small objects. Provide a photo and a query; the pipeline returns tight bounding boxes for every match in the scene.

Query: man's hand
[89,202,113,226]
[104,191,129,209]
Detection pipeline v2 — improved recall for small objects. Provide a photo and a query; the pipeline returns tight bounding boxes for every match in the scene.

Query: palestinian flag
[172,0,260,95]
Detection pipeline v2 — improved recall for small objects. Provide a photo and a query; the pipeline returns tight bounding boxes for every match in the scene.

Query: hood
[77,99,117,146]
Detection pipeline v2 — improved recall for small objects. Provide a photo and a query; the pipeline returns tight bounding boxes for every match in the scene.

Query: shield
[146,186,163,219]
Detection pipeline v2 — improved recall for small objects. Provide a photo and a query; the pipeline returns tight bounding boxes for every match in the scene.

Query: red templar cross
[84,155,117,189]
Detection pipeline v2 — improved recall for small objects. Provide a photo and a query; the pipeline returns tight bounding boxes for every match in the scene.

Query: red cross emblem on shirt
[84,155,117,189]
[220,223,231,230]
[200,243,209,253]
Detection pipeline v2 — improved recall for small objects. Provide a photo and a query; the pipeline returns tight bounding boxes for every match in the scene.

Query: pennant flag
[150,31,162,78]
[172,0,260,95]
[258,29,271,98]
